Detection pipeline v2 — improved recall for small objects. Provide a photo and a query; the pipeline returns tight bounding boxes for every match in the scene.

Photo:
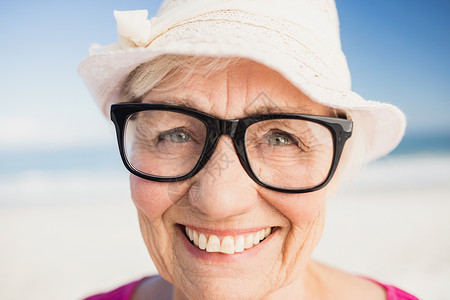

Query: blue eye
[159,129,190,143]
[267,131,296,146]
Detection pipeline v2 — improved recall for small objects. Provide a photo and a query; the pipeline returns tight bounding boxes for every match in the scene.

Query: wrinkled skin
[129,60,378,300]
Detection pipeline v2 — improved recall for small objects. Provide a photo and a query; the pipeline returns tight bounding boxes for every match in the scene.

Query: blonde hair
[121,54,368,186]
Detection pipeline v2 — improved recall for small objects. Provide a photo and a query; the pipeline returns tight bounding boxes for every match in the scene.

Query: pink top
[83,277,146,300]
[83,276,419,300]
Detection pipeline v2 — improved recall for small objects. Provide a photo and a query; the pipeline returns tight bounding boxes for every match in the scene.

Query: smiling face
[129,59,341,299]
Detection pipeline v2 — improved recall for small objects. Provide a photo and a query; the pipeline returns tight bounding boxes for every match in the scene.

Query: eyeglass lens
[124,110,333,189]
[245,119,333,189]
[125,110,207,177]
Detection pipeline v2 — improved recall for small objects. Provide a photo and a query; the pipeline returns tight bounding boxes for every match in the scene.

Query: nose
[188,136,259,219]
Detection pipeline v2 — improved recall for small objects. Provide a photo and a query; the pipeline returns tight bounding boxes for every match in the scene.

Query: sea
[2,132,449,175]
[1,132,449,206]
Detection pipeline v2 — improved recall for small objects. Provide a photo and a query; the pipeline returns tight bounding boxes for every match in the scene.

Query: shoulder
[82,276,155,300]
[309,262,385,299]
[309,261,419,300]
[131,275,173,300]
[369,279,420,300]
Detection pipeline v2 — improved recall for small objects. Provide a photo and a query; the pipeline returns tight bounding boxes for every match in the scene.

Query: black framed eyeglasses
[111,103,352,193]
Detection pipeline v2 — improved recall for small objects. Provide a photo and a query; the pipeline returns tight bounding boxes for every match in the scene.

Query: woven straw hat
[78,0,406,162]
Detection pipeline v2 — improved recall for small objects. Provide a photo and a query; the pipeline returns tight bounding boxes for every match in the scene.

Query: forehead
[142,59,332,119]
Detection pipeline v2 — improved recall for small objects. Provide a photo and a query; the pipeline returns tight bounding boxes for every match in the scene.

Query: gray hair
[121,55,245,102]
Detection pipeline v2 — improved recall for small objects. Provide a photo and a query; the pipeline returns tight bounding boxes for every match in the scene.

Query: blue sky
[1,0,449,152]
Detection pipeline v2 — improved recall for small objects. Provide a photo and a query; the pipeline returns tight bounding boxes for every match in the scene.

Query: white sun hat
[78,0,406,162]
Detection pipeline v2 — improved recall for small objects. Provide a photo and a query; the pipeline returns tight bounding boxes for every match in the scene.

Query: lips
[183,225,274,254]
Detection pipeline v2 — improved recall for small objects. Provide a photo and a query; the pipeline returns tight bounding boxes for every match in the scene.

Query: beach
[1,153,449,299]
[2,0,449,298]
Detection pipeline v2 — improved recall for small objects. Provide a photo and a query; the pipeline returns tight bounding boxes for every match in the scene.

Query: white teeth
[253,231,261,245]
[198,233,207,250]
[244,234,254,249]
[220,236,234,254]
[206,234,220,252]
[185,226,273,254]
[234,235,245,253]
[264,227,271,238]
[193,230,199,246]
[259,229,265,241]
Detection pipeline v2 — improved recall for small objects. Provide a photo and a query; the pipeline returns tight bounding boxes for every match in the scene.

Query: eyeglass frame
[111,103,353,194]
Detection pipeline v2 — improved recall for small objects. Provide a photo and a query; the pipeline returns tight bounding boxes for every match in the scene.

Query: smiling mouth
[182,225,275,255]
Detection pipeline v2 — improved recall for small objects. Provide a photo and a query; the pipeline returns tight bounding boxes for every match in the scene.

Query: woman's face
[130,60,338,299]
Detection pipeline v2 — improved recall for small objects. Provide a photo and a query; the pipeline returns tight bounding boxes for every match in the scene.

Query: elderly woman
[79,0,418,299]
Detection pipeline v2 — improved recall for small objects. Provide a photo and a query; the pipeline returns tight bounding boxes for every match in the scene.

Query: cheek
[257,187,327,286]
[130,175,190,283]
[262,189,327,227]
[129,175,177,220]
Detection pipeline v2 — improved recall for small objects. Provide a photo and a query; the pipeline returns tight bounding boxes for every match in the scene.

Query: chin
[167,225,290,300]
[175,276,276,300]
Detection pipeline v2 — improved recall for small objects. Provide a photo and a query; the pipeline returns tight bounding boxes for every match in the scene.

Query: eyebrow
[141,97,327,117]
[244,104,316,116]
[140,97,204,111]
